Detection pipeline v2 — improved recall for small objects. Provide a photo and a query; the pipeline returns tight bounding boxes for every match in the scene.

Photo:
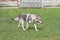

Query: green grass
[0,8,60,40]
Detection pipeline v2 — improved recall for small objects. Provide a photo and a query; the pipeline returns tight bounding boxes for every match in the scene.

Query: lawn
[0,8,60,40]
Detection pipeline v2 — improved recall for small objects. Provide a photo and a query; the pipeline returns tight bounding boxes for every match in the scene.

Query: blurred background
[0,0,60,8]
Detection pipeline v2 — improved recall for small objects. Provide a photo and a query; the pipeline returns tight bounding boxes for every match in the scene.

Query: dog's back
[18,14,42,23]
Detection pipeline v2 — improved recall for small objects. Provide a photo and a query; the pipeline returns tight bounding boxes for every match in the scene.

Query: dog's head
[39,20,42,24]
[36,19,42,24]
[36,16,43,24]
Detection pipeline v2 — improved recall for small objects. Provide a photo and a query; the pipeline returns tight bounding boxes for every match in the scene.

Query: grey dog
[12,13,42,31]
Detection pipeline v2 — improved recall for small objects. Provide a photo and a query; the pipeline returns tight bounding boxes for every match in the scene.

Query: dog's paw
[36,30,39,31]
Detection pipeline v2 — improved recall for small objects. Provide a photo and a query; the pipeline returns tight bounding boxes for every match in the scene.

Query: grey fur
[18,14,27,20]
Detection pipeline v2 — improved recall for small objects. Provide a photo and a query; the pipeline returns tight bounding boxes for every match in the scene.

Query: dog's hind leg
[25,22,29,30]
[21,21,26,31]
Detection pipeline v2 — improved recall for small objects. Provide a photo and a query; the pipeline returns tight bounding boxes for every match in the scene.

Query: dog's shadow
[28,27,43,31]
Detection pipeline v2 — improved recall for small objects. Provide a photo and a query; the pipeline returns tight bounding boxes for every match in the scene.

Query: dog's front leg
[34,23,38,31]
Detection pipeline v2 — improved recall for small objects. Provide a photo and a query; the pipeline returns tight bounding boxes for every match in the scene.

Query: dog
[12,13,42,31]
